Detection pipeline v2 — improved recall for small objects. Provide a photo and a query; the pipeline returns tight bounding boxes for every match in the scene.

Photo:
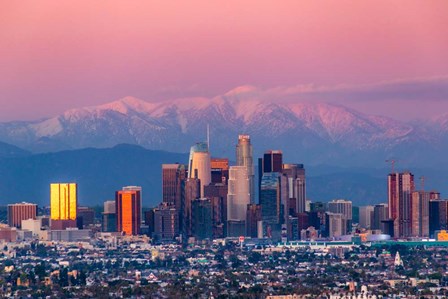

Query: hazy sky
[1,1,448,121]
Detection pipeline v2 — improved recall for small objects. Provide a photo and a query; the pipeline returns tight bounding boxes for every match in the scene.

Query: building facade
[236,135,255,203]
[7,202,37,228]
[388,172,415,238]
[115,189,141,235]
[50,183,77,230]
[162,163,187,211]
[188,142,211,197]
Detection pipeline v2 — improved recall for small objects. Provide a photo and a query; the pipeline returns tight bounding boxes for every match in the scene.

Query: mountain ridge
[0,93,446,167]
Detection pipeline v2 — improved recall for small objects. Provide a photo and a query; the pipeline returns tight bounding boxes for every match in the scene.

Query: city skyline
[1,2,448,297]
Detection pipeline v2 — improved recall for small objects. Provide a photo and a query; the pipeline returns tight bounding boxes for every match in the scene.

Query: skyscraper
[116,189,141,235]
[429,199,448,237]
[188,142,211,197]
[263,150,283,173]
[259,172,288,238]
[236,135,255,203]
[211,158,229,184]
[388,172,415,237]
[77,206,95,228]
[372,203,389,232]
[324,212,347,238]
[102,200,116,232]
[258,150,283,199]
[50,183,77,230]
[191,198,213,240]
[328,199,352,234]
[7,202,37,229]
[227,166,250,237]
[204,183,228,238]
[162,163,187,211]
[246,204,262,238]
[328,199,353,221]
[122,186,143,219]
[359,206,375,229]
[282,163,306,214]
[411,191,430,237]
[181,178,200,237]
[153,203,179,241]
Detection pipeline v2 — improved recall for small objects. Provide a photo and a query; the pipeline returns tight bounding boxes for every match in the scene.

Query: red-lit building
[7,202,37,228]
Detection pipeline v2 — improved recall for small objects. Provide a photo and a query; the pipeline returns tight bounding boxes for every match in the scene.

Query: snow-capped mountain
[0,91,444,166]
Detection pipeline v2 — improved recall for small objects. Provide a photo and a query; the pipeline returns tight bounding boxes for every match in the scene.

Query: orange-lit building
[116,190,141,235]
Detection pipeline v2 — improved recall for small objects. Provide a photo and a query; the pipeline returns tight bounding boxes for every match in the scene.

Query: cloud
[262,75,448,103]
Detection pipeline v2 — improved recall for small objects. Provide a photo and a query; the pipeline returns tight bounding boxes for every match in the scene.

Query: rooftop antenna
[207,124,210,151]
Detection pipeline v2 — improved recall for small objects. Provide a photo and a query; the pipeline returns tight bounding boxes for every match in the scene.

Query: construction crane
[385,159,399,173]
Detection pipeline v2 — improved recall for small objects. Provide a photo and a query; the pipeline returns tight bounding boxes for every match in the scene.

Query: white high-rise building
[236,135,255,204]
[328,199,353,221]
[188,142,211,197]
[227,166,250,222]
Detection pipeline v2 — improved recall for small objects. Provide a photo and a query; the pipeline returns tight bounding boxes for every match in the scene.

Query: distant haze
[1,1,448,121]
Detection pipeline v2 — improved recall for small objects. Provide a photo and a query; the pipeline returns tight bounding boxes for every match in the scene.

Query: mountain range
[1,89,448,168]
[0,90,447,206]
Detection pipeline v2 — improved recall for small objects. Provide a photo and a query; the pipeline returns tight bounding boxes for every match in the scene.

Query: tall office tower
[258,150,283,197]
[246,204,262,238]
[50,183,77,230]
[429,200,448,237]
[144,209,155,237]
[352,206,360,224]
[324,212,347,238]
[328,199,352,233]
[211,158,229,184]
[227,166,250,237]
[181,178,200,237]
[191,198,213,240]
[77,206,95,228]
[282,163,306,214]
[388,172,415,238]
[297,213,310,237]
[328,199,352,221]
[373,203,389,232]
[263,150,283,173]
[236,135,255,203]
[308,202,327,230]
[122,186,143,220]
[410,191,430,237]
[153,203,179,241]
[102,200,116,232]
[204,183,228,238]
[259,172,288,238]
[7,202,37,228]
[115,189,141,235]
[188,142,211,197]
[162,164,187,211]
[359,206,374,229]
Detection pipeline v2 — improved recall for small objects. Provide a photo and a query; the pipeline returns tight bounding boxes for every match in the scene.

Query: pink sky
[0,1,447,121]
